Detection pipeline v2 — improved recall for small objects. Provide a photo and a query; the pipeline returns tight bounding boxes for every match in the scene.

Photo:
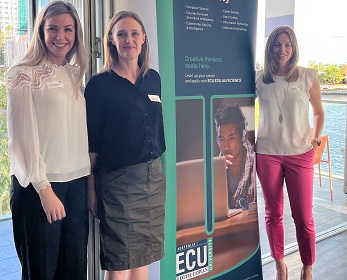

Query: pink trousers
[256,149,315,266]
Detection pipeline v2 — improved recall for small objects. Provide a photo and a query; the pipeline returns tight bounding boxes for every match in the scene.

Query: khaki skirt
[96,157,166,271]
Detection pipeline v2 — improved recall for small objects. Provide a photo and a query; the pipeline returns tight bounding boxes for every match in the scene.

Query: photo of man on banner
[214,103,256,211]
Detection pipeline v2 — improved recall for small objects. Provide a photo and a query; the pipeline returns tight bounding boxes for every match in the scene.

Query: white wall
[256,0,266,66]
[265,0,295,18]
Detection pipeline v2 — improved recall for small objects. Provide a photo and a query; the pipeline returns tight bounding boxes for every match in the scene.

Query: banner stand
[157,1,263,279]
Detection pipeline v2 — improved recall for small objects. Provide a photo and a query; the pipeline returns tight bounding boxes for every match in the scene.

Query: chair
[313,134,333,200]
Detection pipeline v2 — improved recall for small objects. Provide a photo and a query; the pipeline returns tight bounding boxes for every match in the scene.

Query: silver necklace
[273,81,289,124]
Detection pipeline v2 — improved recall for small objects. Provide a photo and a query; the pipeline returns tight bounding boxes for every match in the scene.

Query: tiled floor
[1,174,346,280]
[0,217,21,280]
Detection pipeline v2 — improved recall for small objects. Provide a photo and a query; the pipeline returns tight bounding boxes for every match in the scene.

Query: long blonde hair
[100,11,150,76]
[263,25,299,84]
[15,1,87,93]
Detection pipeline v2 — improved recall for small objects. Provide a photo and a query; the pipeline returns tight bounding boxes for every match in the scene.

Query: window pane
[0,113,9,216]
[2,0,28,68]
[37,0,84,24]
[0,0,29,217]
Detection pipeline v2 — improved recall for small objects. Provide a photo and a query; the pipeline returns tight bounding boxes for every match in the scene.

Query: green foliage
[309,61,346,85]
[325,65,344,84]
[0,70,7,110]
[0,68,10,216]
[0,115,10,216]
[0,26,15,50]
[308,61,327,83]
[0,26,15,66]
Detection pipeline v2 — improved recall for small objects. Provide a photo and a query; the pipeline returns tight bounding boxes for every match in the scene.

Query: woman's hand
[311,139,320,151]
[88,174,98,219]
[39,186,66,224]
[88,153,99,219]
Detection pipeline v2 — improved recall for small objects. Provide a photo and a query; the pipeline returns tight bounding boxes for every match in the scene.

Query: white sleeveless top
[255,66,317,155]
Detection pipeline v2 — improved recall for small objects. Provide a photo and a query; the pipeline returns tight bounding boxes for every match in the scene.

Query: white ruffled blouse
[6,60,90,192]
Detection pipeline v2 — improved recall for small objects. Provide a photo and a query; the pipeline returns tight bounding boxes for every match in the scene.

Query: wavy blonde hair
[15,1,87,95]
[263,25,299,84]
[100,10,150,76]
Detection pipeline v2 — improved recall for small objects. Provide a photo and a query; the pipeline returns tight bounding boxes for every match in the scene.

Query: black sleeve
[85,75,105,153]
[152,69,162,98]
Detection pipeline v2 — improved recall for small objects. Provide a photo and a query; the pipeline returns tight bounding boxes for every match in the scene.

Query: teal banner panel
[157,1,263,279]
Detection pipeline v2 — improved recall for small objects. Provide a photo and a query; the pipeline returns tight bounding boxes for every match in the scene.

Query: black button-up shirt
[85,69,166,173]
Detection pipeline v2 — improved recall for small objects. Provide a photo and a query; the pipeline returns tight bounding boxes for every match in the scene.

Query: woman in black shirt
[85,11,166,280]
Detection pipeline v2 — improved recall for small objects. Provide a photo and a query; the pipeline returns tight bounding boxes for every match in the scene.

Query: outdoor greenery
[0,70,7,109]
[0,114,10,216]
[0,68,10,216]
[0,27,12,215]
[309,61,347,85]
[0,26,14,65]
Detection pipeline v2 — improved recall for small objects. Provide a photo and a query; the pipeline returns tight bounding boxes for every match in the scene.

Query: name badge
[290,85,300,91]
[46,80,64,89]
[148,94,161,102]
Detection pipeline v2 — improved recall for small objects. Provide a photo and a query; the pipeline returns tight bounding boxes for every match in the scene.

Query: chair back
[313,135,328,165]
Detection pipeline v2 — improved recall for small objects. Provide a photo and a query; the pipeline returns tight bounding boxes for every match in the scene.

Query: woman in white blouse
[6,2,90,279]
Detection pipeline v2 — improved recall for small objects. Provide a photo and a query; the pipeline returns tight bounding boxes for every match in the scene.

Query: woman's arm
[87,152,98,218]
[309,76,325,148]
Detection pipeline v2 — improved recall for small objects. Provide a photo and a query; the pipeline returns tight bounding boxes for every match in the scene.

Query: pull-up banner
[174,0,255,96]
[157,1,263,279]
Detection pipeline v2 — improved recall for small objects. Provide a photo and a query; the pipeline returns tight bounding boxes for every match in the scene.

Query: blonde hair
[15,1,87,94]
[100,10,150,76]
[263,25,299,84]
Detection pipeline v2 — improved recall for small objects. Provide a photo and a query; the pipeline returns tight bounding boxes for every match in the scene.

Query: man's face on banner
[216,123,243,159]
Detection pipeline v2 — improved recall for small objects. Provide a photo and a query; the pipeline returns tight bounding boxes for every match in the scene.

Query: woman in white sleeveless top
[256,25,324,280]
